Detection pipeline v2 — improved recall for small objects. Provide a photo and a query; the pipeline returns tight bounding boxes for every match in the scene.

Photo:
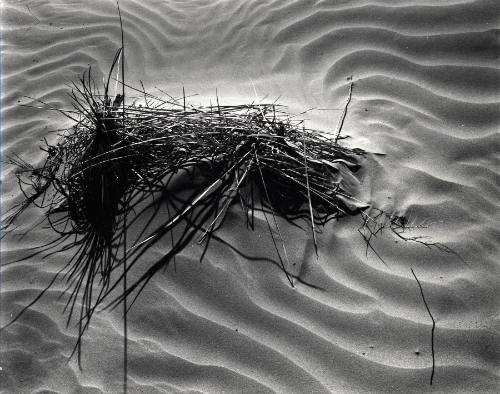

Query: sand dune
[1,0,499,393]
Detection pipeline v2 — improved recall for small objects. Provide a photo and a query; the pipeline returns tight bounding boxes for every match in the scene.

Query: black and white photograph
[1,1,499,392]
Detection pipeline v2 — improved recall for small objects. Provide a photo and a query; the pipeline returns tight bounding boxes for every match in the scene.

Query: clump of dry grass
[2,54,367,360]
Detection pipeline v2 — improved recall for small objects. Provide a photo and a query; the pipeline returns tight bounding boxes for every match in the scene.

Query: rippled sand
[1,0,499,393]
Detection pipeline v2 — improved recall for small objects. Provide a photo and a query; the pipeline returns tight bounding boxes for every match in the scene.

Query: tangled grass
[2,52,370,362]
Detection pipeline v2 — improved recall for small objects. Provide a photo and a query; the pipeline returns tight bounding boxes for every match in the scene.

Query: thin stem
[117,2,127,393]
[411,268,435,386]
[335,81,353,143]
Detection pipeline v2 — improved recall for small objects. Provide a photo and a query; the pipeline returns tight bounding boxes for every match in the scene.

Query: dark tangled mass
[4,68,367,357]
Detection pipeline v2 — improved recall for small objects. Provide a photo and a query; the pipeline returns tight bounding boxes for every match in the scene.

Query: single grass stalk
[335,81,353,143]
[411,268,436,386]
[116,2,128,392]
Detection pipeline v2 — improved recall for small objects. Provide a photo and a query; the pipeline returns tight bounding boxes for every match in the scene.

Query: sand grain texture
[1,0,499,393]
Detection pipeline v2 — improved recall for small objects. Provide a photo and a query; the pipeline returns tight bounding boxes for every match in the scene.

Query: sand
[1,0,499,393]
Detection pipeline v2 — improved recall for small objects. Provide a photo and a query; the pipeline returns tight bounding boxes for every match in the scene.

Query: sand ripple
[2,0,499,392]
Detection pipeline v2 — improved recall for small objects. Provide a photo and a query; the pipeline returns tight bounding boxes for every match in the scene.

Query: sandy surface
[1,0,499,393]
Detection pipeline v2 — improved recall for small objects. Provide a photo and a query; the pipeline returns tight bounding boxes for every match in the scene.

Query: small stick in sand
[411,268,436,386]
[183,86,186,112]
[335,80,353,144]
